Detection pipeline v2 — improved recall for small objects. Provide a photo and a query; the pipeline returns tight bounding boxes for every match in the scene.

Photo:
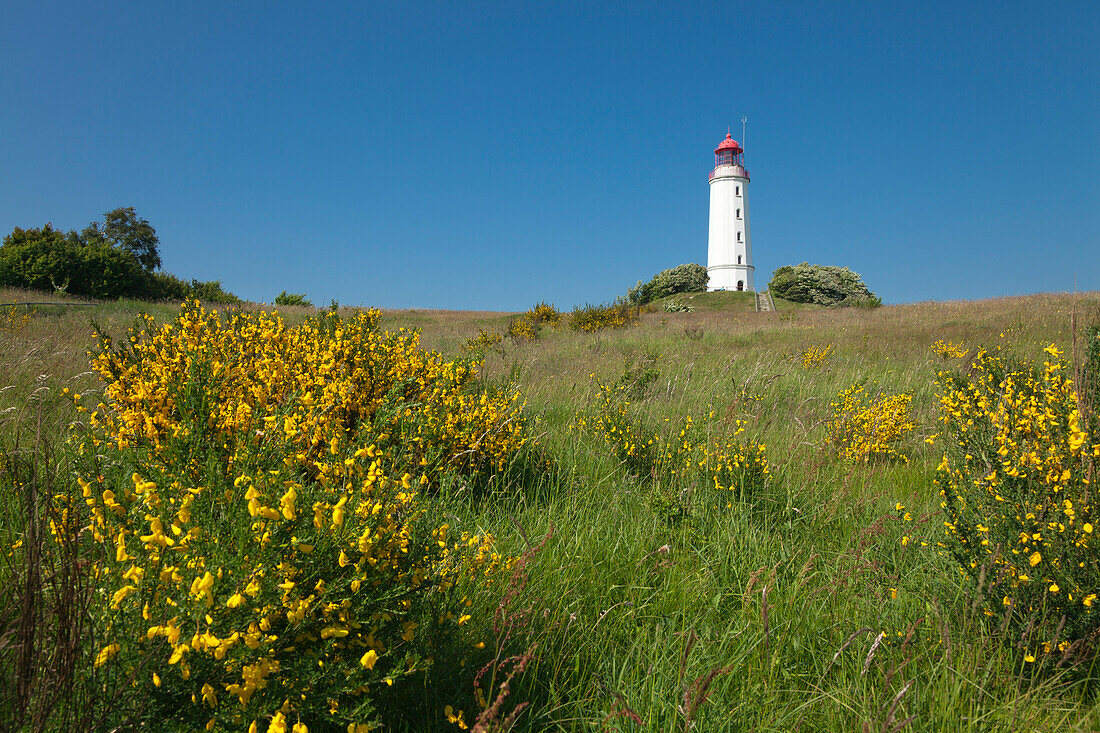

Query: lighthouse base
[707,265,755,293]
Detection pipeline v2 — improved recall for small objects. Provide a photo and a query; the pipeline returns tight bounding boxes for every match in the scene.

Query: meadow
[3,286,1100,731]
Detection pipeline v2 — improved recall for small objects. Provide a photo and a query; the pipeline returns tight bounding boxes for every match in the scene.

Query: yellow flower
[1029,551,1042,567]
[360,649,378,669]
[444,705,469,729]
[94,643,120,668]
[190,571,215,606]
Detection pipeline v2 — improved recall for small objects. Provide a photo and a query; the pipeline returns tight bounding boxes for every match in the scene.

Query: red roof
[715,133,742,154]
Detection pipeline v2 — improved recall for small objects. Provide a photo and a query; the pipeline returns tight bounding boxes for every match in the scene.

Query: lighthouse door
[737,281,744,291]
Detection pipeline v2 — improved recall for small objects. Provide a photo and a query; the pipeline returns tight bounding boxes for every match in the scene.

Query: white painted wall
[707,166,754,292]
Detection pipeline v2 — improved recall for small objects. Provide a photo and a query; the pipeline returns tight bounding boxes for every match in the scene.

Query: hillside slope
[4,288,1100,730]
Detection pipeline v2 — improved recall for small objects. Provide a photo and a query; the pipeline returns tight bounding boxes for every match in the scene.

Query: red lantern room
[714,133,743,168]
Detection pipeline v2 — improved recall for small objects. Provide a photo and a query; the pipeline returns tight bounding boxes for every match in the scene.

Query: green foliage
[627,263,709,306]
[662,300,694,313]
[274,290,312,307]
[768,262,881,307]
[146,273,240,304]
[576,378,770,503]
[1081,323,1100,437]
[147,271,192,301]
[0,225,148,299]
[616,350,661,401]
[73,242,151,299]
[185,279,241,304]
[0,224,82,293]
[1,213,240,303]
[82,207,161,271]
[567,300,638,332]
[11,292,1100,729]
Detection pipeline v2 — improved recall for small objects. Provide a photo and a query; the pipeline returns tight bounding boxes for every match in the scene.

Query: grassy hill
[649,288,818,313]
[3,286,1100,730]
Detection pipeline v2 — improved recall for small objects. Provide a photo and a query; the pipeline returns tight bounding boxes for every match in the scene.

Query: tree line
[0,207,239,302]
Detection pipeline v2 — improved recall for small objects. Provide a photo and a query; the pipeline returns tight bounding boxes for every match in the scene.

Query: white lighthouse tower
[706,132,753,292]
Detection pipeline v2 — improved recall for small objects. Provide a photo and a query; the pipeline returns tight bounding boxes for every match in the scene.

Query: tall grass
[3,291,1100,730]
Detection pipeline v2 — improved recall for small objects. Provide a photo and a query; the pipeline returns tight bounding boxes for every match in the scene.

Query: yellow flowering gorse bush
[567,302,639,333]
[0,304,35,334]
[460,328,503,357]
[504,317,538,342]
[826,385,914,463]
[58,302,527,730]
[936,344,1100,655]
[526,301,562,327]
[931,339,968,359]
[800,344,833,370]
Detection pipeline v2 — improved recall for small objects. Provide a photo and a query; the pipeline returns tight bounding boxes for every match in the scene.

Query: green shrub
[274,291,312,307]
[627,264,708,305]
[148,271,192,301]
[568,300,638,332]
[185,279,241,304]
[616,350,661,400]
[768,263,880,307]
[0,225,82,293]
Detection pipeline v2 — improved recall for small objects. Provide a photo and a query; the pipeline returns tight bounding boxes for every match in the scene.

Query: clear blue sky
[2,1,1097,309]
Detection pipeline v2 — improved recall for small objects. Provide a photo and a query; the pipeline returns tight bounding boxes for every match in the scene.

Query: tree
[627,263,709,305]
[0,224,82,292]
[82,207,161,271]
[768,263,880,307]
[2,210,243,302]
[0,223,151,298]
[275,291,312,307]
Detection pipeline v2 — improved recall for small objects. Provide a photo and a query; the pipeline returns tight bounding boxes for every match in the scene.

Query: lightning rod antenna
[742,116,747,151]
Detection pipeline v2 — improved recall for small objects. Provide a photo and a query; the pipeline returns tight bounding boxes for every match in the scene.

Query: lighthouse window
[736,186,741,196]
[737,255,742,264]
[736,208,741,219]
[737,232,742,242]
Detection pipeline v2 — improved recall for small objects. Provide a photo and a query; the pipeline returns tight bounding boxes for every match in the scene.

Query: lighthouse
[706,133,753,292]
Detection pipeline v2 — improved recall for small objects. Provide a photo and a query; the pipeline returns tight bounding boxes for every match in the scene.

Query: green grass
[4,287,1100,730]
[649,289,817,314]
